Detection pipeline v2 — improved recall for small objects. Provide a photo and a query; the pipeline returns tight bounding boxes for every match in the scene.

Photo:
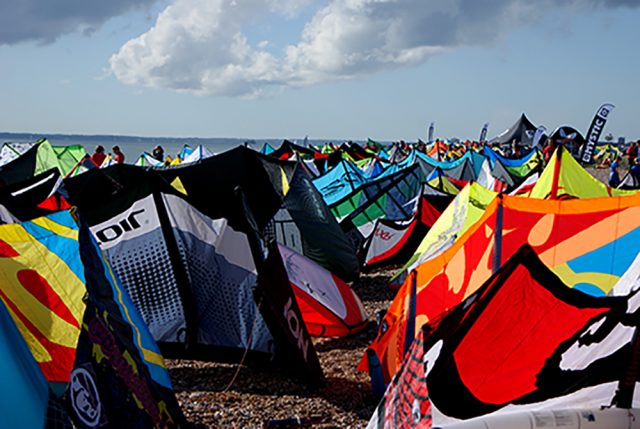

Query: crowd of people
[608,141,640,187]
[89,144,168,167]
[90,145,125,166]
[85,137,640,188]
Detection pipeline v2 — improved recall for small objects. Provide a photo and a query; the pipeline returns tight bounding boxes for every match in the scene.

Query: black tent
[490,113,537,145]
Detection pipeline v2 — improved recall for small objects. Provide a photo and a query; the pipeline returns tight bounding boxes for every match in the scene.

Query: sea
[0,132,364,162]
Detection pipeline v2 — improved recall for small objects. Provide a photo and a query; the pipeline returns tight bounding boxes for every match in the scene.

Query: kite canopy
[369,245,640,428]
[0,210,183,427]
[65,167,325,384]
[363,184,454,271]
[0,290,65,429]
[0,211,86,384]
[366,191,640,383]
[0,139,86,185]
[279,244,368,337]
[65,146,360,281]
[0,168,70,221]
[64,224,186,428]
[528,145,638,199]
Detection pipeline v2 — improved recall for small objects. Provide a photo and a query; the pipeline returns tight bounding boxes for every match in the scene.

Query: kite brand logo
[95,209,145,244]
[284,297,309,362]
[375,228,393,241]
[70,366,103,428]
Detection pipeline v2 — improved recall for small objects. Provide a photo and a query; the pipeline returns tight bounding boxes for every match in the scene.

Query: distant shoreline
[0,132,371,146]
[0,132,257,145]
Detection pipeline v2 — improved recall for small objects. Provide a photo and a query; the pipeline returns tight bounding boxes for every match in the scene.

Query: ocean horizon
[0,131,371,162]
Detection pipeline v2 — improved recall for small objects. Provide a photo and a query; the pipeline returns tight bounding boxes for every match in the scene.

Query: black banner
[479,122,489,142]
[581,103,615,163]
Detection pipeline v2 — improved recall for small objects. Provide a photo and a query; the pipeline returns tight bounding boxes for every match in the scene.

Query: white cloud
[110,0,290,97]
[109,0,640,97]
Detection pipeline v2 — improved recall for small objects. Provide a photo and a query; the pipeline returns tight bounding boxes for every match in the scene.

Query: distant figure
[630,158,640,178]
[609,156,621,188]
[152,145,164,163]
[509,139,521,159]
[112,146,125,164]
[542,138,556,164]
[626,142,638,167]
[91,145,106,167]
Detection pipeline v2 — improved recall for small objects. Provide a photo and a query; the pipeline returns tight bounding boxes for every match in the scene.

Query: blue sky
[1,0,639,142]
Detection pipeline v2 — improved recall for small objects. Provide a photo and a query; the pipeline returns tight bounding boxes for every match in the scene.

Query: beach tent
[64,164,325,384]
[279,244,368,337]
[362,184,454,271]
[489,113,538,145]
[368,245,640,428]
[365,192,640,383]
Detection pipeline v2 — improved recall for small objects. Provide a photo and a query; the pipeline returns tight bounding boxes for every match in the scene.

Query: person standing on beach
[609,155,621,188]
[542,138,555,164]
[91,145,106,167]
[112,146,125,164]
[152,145,164,163]
[626,141,638,167]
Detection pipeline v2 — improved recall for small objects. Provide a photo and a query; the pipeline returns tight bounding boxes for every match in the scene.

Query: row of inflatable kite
[0,122,638,428]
